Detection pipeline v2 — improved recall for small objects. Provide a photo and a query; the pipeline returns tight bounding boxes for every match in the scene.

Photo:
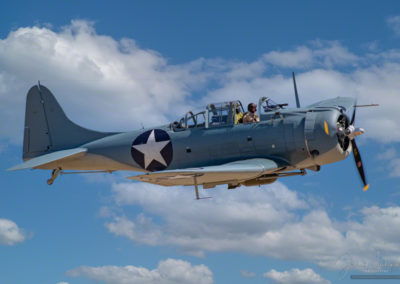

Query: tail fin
[23,84,114,160]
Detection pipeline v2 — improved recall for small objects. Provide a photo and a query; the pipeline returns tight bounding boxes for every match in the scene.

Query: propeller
[338,103,369,191]
[351,139,369,191]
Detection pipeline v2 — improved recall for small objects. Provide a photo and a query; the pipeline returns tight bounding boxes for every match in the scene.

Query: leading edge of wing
[7,148,87,171]
[127,158,288,186]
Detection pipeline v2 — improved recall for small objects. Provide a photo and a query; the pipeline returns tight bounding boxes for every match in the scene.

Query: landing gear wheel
[47,168,61,186]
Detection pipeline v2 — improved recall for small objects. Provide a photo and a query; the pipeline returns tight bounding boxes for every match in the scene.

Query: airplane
[8,73,376,199]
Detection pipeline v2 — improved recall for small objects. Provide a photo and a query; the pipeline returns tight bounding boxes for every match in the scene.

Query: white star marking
[132,130,170,169]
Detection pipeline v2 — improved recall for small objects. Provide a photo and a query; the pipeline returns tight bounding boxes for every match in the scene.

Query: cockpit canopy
[171,101,244,131]
[170,97,288,131]
[207,101,245,126]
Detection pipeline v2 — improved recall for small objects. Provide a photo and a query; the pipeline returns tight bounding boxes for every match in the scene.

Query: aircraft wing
[7,148,87,171]
[127,158,287,186]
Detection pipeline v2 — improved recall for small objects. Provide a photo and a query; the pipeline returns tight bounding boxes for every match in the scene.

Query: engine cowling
[304,109,352,166]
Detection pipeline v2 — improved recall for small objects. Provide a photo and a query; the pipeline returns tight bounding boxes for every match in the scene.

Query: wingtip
[363,184,370,191]
[6,165,21,171]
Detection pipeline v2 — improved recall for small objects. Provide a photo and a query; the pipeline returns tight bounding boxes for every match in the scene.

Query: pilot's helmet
[248,103,257,113]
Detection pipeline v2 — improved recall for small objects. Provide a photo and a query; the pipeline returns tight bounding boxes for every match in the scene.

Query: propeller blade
[351,139,369,191]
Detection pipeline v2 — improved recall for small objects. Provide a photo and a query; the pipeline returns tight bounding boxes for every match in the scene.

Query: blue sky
[1,1,400,284]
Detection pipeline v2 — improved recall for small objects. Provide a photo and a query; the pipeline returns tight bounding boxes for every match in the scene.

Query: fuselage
[45,104,352,173]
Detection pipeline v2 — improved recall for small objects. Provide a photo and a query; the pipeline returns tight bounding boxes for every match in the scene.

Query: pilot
[235,107,243,124]
[243,103,260,123]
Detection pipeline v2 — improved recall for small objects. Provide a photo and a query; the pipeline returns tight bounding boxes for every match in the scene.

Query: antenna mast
[292,72,301,108]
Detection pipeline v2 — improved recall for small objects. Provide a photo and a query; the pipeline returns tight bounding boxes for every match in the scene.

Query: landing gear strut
[47,168,61,185]
[194,175,200,200]
[193,175,211,200]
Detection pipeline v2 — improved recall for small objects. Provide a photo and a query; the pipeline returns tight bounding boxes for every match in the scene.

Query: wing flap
[7,148,87,171]
[127,158,287,186]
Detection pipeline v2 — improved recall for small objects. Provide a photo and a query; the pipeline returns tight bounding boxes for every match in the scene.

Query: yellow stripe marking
[324,121,329,135]
[363,184,370,191]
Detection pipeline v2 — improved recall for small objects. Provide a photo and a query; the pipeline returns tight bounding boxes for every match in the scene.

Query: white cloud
[223,60,267,80]
[67,258,213,284]
[240,270,256,278]
[263,46,314,68]
[389,159,400,177]
[104,182,400,270]
[56,282,69,284]
[0,218,26,245]
[263,268,330,284]
[0,20,208,143]
[106,181,307,257]
[377,148,400,177]
[387,16,400,36]
[263,40,358,69]
[311,40,359,68]
[377,148,397,160]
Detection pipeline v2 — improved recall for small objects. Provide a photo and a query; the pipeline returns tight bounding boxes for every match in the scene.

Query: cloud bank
[1,20,400,145]
[103,182,400,270]
[67,258,213,284]
[0,20,208,142]
[264,268,330,284]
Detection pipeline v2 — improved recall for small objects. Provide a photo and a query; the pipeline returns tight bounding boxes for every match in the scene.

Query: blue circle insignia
[131,129,173,171]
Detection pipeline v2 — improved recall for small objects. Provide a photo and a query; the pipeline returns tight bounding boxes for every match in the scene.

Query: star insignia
[132,130,171,170]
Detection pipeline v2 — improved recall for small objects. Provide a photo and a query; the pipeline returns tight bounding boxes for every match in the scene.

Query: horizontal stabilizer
[8,148,87,171]
[127,158,287,186]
